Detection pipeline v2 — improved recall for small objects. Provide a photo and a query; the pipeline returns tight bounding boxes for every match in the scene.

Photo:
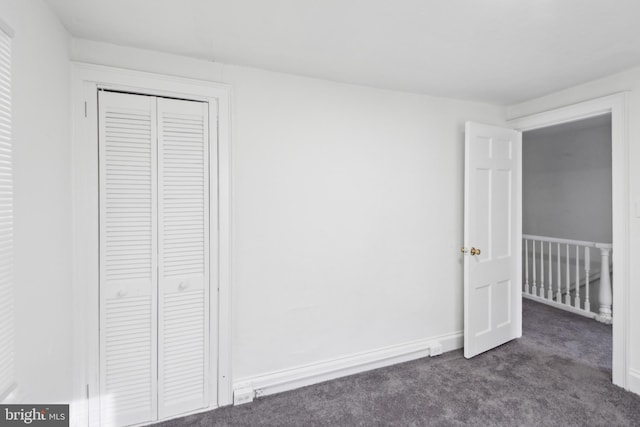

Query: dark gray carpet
[157,299,640,426]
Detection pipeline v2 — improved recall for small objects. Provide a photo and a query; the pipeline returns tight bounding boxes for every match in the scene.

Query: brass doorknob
[470,247,481,256]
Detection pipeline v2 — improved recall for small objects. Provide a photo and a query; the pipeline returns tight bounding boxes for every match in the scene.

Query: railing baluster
[532,240,537,296]
[521,235,611,322]
[539,240,545,298]
[556,242,561,302]
[584,247,590,312]
[525,239,529,294]
[574,245,581,308]
[547,241,553,300]
[565,244,570,306]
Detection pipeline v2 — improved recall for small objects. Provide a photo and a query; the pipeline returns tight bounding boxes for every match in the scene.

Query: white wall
[71,40,505,382]
[508,67,640,393]
[523,117,612,243]
[225,66,505,379]
[5,0,639,413]
[0,0,72,403]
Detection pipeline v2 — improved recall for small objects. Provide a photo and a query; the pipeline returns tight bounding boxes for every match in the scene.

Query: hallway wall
[523,115,612,243]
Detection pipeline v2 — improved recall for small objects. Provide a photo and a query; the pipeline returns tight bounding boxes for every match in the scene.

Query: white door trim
[70,62,233,426]
[508,92,629,389]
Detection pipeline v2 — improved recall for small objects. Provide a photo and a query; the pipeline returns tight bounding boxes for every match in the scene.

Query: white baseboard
[233,331,463,402]
[628,369,640,396]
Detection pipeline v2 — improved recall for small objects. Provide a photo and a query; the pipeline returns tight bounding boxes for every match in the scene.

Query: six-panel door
[463,122,522,359]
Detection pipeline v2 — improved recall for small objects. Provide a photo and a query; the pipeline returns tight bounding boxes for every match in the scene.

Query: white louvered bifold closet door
[157,98,210,419]
[99,91,211,425]
[0,27,13,399]
[99,91,158,426]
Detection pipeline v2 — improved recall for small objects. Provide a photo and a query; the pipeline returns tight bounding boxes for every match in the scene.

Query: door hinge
[86,384,89,399]
[84,101,87,118]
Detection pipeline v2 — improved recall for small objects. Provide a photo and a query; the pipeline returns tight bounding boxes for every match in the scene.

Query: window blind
[0,24,14,400]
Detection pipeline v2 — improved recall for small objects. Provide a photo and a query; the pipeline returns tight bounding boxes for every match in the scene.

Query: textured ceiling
[44,0,640,104]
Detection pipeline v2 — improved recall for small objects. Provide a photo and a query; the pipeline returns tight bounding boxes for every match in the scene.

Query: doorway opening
[521,113,613,371]
[508,93,628,389]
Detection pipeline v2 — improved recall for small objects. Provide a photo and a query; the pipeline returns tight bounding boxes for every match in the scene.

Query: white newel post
[596,244,612,324]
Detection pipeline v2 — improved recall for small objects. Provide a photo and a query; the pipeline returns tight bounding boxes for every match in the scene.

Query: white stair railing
[522,234,612,324]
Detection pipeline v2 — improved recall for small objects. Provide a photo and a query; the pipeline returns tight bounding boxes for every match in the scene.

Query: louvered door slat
[99,91,157,426]
[158,98,210,419]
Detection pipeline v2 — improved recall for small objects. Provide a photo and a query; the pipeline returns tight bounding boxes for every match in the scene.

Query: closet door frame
[71,63,232,426]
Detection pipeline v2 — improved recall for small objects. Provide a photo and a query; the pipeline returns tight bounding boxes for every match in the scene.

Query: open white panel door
[463,122,522,359]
